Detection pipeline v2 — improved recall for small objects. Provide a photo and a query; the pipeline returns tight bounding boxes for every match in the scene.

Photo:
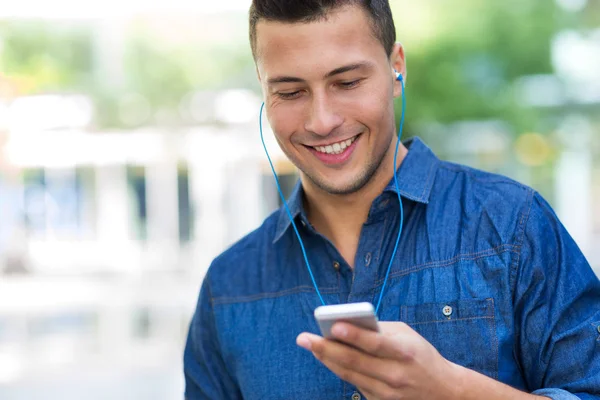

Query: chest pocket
[401,297,498,379]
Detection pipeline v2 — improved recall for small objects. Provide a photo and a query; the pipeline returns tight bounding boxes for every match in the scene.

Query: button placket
[348,221,386,301]
[364,252,372,267]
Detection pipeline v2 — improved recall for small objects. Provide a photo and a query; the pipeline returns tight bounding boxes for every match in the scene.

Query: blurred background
[0,0,599,399]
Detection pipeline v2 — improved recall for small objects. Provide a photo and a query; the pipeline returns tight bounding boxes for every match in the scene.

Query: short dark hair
[249,0,396,60]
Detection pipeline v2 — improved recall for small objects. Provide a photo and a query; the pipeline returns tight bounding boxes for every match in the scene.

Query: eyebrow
[267,61,375,85]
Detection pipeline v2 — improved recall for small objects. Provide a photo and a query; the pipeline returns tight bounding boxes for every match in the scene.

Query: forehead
[254,6,388,80]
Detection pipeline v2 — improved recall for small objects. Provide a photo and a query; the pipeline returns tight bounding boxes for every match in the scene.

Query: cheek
[343,83,393,126]
[349,100,392,136]
[267,107,303,143]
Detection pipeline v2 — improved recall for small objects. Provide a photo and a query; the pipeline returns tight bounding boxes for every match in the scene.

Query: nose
[304,93,343,137]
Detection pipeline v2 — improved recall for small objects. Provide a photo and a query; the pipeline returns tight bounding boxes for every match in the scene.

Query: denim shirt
[184,137,600,400]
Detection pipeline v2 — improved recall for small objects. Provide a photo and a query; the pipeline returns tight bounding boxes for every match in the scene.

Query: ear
[390,42,407,98]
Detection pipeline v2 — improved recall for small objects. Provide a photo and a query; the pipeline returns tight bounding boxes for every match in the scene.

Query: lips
[306,134,361,165]
[311,135,359,155]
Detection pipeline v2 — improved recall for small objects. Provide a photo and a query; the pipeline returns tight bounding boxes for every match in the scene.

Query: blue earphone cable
[259,103,326,306]
[259,76,406,316]
[375,77,405,315]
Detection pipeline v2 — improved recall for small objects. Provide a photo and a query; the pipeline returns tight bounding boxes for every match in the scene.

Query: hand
[296,321,462,400]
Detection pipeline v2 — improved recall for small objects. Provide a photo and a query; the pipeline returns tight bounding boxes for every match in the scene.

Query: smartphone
[314,302,380,339]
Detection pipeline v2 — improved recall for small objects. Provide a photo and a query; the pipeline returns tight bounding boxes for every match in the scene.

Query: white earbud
[394,69,403,82]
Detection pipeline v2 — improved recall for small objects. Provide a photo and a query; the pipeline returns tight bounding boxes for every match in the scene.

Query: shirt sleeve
[184,275,242,400]
[512,191,600,398]
[532,388,598,400]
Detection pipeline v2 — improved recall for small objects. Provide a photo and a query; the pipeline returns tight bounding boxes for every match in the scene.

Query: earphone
[374,67,405,314]
[259,68,406,316]
[394,69,402,81]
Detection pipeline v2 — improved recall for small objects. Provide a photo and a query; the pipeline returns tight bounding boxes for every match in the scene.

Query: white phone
[314,302,380,339]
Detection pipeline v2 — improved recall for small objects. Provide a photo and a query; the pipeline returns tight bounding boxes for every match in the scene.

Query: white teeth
[313,136,357,155]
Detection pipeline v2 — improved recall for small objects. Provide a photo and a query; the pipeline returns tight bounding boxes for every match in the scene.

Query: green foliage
[391,1,559,134]
[0,22,94,94]
[124,38,193,109]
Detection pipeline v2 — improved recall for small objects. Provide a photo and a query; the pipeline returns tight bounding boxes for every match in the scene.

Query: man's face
[255,5,403,195]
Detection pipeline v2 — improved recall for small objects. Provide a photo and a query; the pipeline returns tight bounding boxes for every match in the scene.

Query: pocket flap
[402,298,494,324]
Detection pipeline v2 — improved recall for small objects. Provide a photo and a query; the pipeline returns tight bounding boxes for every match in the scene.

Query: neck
[303,137,408,267]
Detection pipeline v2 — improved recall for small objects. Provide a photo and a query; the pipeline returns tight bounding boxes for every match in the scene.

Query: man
[184,1,600,399]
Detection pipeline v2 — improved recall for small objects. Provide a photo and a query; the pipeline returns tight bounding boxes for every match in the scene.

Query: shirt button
[333,261,340,271]
[597,325,600,334]
[351,392,361,400]
[364,252,372,267]
[442,305,453,318]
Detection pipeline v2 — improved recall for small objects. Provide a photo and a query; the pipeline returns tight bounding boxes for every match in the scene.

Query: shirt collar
[272,136,439,243]
[273,179,305,243]
[382,136,439,203]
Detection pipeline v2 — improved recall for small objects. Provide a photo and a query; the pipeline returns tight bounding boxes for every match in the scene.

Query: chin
[308,172,371,196]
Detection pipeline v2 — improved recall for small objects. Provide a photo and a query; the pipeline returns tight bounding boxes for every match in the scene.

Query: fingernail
[332,324,348,338]
[297,335,312,350]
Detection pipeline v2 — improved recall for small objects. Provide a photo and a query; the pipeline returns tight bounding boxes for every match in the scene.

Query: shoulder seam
[437,162,529,189]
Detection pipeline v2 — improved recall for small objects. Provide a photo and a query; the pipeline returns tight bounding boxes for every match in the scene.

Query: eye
[339,79,361,89]
[277,91,302,100]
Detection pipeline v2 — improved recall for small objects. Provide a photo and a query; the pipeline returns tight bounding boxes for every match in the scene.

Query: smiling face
[255,5,405,196]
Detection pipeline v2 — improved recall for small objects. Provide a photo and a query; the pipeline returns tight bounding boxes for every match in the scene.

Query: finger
[379,321,417,336]
[330,322,416,360]
[296,332,324,351]
[310,334,406,386]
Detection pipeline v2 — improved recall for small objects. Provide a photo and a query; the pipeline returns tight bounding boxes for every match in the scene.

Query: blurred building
[0,89,296,399]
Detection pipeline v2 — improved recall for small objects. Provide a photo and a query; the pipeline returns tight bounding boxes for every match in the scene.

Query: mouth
[309,135,359,155]
[304,134,361,165]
